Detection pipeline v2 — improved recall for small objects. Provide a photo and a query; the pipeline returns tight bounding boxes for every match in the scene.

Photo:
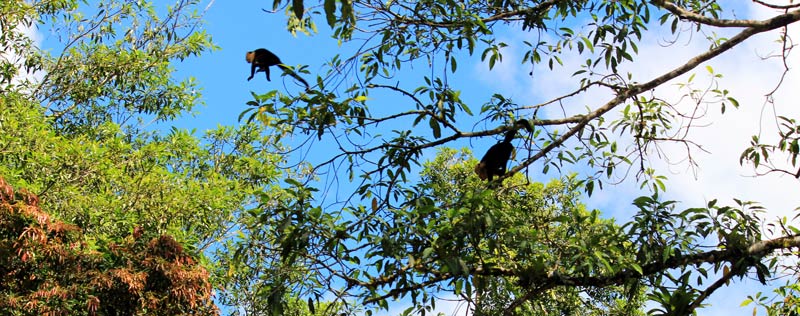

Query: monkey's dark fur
[474,120,533,181]
[245,48,309,90]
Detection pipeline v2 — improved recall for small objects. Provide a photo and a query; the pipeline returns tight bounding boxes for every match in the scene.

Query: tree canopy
[245,0,800,315]
[3,0,800,315]
[1,0,286,314]
[0,176,217,315]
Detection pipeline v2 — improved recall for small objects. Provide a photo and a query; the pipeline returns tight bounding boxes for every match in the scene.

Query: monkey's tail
[278,64,310,91]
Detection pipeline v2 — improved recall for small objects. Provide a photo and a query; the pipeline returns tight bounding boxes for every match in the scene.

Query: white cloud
[0,21,44,87]
[648,25,799,224]
[473,4,800,315]
[478,6,800,222]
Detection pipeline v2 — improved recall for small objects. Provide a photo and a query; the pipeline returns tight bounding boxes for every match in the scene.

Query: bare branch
[507,7,800,176]
[495,234,800,310]
[655,0,764,27]
[753,0,800,10]
[686,264,740,314]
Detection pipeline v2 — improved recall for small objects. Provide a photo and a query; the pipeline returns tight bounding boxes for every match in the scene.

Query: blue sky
[171,1,330,129]
[28,1,800,315]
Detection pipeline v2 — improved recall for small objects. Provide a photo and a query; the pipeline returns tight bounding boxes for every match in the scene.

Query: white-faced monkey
[245,48,310,90]
[474,119,534,181]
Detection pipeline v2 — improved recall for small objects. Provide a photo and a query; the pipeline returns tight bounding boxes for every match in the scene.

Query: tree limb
[507,7,800,176]
[654,0,764,27]
[497,234,800,312]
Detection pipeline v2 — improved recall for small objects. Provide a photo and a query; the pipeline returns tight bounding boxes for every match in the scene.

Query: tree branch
[685,263,740,314]
[753,0,800,10]
[389,0,560,29]
[654,0,764,27]
[501,234,800,288]
[507,7,800,176]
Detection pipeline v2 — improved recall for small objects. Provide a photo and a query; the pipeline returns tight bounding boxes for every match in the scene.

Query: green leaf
[340,0,353,23]
[581,36,594,53]
[422,247,434,258]
[631,263,643,275]
[728,96,740,108]
[429,117,441,139]
[324,0,337,27]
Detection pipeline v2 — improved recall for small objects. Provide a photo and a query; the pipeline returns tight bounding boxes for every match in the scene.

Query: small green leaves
[428,117,441,138]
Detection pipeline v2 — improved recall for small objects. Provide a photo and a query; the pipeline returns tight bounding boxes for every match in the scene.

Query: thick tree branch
[507,7,800,176]
[497,234,800,312]
[653,0,764,27]
[389,0,561,28]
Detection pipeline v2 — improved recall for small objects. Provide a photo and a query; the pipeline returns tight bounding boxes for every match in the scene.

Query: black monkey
[474,120,533,181]
[245,48,310,90]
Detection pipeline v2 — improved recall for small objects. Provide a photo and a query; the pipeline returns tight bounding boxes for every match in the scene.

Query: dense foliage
[242,0,800,315]
[1,0,287,314]
[3,0,800,315]
[0,177,217,315]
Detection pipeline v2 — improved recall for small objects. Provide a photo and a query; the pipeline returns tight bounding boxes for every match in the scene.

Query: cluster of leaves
[32,0,215,135]
[742,115,800,178]
[0,177,217,316]
[242,0,800,315]
[239,147,649,315]
[257,146,799,316]
[4,0,800,315]
[1,1,301,315]
[0,92,280,252]
[212,180,342,316]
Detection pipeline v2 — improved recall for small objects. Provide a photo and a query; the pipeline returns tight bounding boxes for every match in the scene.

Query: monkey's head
[474,162,489,180]
[514,119,533,133]
[245,51,255,64]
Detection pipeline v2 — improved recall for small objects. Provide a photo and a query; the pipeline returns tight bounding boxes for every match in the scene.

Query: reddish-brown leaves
[86,295,99,316]
[0,178,12,202]
[0,177,219,315]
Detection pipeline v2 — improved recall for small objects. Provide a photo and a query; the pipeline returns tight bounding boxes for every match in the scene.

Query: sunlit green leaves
[481,43,508,69]
[740,115,800,176]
